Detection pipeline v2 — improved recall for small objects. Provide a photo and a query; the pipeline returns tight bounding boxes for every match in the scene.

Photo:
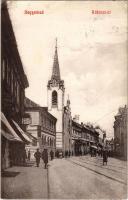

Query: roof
[24,97,41,108]
[51,39,61,81]
[25,98,57,121]
[72,120,82,129]
[95,128,104,137]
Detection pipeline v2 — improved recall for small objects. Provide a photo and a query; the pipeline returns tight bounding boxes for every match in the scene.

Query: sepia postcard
[1,0,128,199]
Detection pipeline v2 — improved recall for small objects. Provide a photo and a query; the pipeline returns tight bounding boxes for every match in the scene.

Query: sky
[8,1,127,139]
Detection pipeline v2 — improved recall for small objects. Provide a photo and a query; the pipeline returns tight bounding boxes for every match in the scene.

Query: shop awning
[80,138,89,142]
[91,145,97,149]
[1,129,15,140]
[1,112,23,142]
[12,120,32,143]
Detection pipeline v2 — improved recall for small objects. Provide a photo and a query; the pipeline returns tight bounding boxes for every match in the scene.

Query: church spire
[51,38,61,81]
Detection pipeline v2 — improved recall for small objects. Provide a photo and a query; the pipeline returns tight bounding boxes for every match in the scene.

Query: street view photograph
[1,0,127,199]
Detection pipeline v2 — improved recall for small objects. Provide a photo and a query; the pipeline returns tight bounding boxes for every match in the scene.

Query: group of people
[55,150,74,158]
[90,147,109,165]
[34,147,109,168]
[34,149,54,169]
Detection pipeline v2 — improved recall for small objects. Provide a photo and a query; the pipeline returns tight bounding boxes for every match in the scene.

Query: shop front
[1,112,31,169]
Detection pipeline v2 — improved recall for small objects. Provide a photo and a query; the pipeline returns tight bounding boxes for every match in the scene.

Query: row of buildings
[1,2,105,169]
[2,2,126,171]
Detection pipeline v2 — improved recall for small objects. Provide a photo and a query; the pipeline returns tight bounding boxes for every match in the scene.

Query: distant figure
[28,150,31,161]
[90,148,93,157]
[42,149,48,169]
[56,150,59,158]
[101,149,103,157]
[94,149,97,157]
[22,149,27,166]
[34,149,41,167]
[103,150,108,165]
[50,150,54,160]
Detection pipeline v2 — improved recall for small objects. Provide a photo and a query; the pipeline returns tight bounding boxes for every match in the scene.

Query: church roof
[51,39,61,81]
[24,97,41,108]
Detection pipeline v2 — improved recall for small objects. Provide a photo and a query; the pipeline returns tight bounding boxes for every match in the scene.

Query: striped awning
[1,112,23,142]
[12,120,32,143]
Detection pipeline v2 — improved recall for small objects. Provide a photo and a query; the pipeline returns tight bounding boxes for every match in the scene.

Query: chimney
[73,115,80,123]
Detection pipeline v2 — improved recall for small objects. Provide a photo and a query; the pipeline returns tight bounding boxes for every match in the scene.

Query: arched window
[44,136,46,145]
[52,90,57,106]
[42,135,44,145]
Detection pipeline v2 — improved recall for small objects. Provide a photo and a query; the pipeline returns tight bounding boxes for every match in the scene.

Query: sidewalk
[1,160,48,199]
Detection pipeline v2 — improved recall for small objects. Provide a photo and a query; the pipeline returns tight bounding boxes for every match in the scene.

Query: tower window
[52,90,58,106]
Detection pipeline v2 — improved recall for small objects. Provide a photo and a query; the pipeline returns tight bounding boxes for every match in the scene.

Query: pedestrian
[101,149,103,157]
[50,150,54,160]
[28,150,31,161]
[34,149,41,167]
[103,149,108,165]
[56,150,59,158]
[42,149,48,169]
[22,149,27,166]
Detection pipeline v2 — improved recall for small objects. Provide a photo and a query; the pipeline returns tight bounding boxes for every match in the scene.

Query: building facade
[25,98,57,159]
[71,119,99,156]
[1,2,29,169]
[113,105,127,160]
[63,99,72,154]
[105,138,114,156]
[95,127,106,149]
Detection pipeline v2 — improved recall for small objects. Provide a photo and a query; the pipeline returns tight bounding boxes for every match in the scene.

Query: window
[52,90,57,106]
[42,135,44,145]
[44,136,46,145]
[8,64,11,87]
[17,83,20,105]
[11,70,14,94]
[50,138,52,146]
[2,59,5,80]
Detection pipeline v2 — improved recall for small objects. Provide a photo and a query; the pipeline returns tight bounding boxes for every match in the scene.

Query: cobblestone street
[1,156,127,199]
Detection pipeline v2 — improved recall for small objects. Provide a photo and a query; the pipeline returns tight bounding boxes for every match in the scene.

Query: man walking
[50,150,54,160]
[42,149,48,169]
[34,149,41,167]
[28,150,31,161]
[103,149,108,165]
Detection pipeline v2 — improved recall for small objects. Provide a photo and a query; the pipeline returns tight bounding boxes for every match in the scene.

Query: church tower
[47,39,65,151]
